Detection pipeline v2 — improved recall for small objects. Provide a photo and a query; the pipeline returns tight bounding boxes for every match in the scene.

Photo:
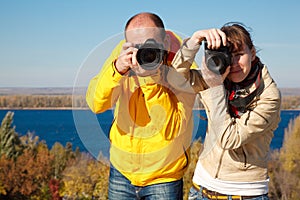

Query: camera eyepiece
[204,41,232,74]
[136,39,166,70]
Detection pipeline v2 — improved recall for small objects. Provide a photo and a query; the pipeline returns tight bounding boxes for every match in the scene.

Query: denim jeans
[188,186,269,200]
[108,165,183,200]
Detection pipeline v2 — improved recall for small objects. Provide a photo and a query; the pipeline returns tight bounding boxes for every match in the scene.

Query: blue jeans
[108,165,183,200]
[188,186,269,200]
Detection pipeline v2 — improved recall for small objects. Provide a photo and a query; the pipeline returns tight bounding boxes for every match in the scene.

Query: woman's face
[227,44,256,83]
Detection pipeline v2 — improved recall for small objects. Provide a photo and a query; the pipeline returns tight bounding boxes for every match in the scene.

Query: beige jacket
[171,44,281,182]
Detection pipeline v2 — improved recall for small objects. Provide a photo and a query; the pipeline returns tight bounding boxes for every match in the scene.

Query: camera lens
[206,53,230,74]
[136,39,166,70]
[204,41,231,74]
[209,56,222,68]
[138,48,160,64]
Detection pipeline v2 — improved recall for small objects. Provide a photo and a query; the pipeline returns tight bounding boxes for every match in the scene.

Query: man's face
[125,26,165,46]
[125,26,166,76]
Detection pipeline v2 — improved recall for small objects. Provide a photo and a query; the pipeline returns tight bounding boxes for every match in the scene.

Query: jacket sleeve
[226,82,281,149]
[86,40,125,113]
[200,75,281,150]
[168,41,208,93]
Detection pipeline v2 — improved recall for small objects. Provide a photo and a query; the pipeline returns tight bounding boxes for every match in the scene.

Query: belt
[192,182,265,200]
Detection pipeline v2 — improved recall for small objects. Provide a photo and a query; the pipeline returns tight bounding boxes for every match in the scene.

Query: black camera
[204,40,232,74]
[136,38,166,70]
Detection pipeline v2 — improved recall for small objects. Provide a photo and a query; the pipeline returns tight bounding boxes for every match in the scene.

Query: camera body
[204,41,232,74]
[136,38,166,70]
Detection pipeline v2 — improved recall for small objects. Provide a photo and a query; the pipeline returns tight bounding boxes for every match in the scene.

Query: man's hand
[115,42,160,77]
[115,42,136,75]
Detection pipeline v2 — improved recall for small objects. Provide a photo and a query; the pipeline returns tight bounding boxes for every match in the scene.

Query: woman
[171,23,281,200]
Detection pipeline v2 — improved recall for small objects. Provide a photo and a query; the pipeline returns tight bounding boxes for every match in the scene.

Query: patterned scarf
[225,57,263,118]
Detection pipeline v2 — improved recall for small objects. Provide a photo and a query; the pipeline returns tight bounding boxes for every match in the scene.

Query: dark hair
[221,22,254,53]
[124,12,166,39]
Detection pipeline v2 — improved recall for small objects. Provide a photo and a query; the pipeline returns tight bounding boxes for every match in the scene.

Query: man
[86,12,196,199]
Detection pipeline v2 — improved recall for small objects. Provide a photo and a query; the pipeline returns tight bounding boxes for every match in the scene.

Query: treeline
[268,115,300,199]
[0,112,109,199]
[0,95,88,109]
[0,111,300,199]
[0,95,300,110]
[281,96,300,110]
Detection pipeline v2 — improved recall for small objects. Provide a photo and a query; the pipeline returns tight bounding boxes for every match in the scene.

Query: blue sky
[0,0,299,88]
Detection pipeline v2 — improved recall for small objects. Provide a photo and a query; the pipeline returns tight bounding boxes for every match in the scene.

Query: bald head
[125,12,166,40]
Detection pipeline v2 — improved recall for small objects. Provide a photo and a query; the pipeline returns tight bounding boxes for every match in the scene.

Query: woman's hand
[201,57,230,88]
[186,28,227,50]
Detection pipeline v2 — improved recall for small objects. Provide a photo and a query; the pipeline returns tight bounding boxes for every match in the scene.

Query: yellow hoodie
[86,31,197,186]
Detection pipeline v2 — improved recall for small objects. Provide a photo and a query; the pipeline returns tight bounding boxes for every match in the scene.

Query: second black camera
[204,40,232,74]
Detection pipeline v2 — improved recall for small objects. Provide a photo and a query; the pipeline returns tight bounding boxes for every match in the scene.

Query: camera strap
[227,58,264,118]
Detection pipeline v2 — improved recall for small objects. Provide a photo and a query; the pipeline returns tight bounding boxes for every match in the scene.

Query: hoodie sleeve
[86,40,125,113]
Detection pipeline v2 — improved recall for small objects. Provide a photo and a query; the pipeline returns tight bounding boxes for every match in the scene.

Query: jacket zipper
[215,149,225,178]
[215,119,235,178]
[242,147,247,168]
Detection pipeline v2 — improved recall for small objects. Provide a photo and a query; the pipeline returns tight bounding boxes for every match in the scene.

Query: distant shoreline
[1,87,300,96]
